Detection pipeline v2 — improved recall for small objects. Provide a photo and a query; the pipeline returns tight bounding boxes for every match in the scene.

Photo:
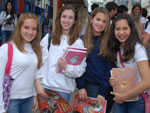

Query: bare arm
[142,32,150,47]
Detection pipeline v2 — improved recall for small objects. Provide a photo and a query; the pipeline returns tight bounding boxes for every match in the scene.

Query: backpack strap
[145,20,150,30]
[48,33,53,50]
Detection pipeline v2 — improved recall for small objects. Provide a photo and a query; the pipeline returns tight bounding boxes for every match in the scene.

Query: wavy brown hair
[52,4,78,45]
[84,7,110,55]
[11,13,42,69]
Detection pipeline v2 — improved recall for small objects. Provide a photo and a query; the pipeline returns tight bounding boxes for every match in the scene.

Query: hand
[78,88,87,100]
[96,95,105,105]
[57,57,67,70]
[10,20,14,24]
[3,18,7,22]
[32,96,38,112]
[35,79,48,98]
[111,92,125,104]
[109,77,118,87]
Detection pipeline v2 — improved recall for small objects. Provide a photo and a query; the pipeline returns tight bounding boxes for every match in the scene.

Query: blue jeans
[113,96,145,113]
[85,84,114,113]
[85,83,101,98]
[7,96,34,113]
[1,30,12,44]
[45,88,70,102]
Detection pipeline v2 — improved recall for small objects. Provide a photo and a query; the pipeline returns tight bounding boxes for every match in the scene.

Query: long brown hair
[11,13,42,69]
[84,7,110,55]
[52,4,78,45]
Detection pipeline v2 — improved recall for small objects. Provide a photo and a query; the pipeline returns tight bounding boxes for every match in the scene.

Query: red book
[73,94,107,113]
[57,47,87,73]
[37,91,72,113]
[111,68,139,101]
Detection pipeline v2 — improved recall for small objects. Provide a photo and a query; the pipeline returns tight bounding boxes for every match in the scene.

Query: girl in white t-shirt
[0,13,43,113]
[102,14,150,113]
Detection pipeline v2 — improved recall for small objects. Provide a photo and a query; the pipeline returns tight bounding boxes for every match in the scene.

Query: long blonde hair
[84,7,110,55]
[78,5,89,35]
[11,13,42,69]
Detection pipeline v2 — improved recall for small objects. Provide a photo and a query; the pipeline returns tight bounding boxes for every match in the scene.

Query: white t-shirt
[145,23,150,34]
[116,43,148,82]
[0,42,42,112]
[140,16,148,24]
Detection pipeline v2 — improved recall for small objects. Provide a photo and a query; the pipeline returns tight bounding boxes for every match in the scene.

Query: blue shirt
[76,36,112,98]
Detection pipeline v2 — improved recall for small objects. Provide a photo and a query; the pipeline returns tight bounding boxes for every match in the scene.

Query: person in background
[0,0,17,44]
[130,13,141,35]
[38,4,86,102]
[0,13,43,113]
[78,5,89,40]
[105,1,118,23]
[76,7,114,113]
[142,25,150,64]
[147,16,150,21]
[91,3,99,12]
[117,5,128,15]
[48,13,53,33]
[131,3,142,16]
[141,8,148,25]
[104,14,150,113]
[131,3,145,35]
[141,8,148,32]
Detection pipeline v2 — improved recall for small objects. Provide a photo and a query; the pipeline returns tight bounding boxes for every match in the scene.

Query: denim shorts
[7,96,34,113]
[45,88,70,102]
[113,96,145,113]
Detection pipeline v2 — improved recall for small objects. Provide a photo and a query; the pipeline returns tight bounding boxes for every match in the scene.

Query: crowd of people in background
[0,0,150,113]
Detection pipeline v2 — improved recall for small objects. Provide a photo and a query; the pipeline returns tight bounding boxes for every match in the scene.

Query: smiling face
[21,19,38,43]
[115,19,131,45]
[132,6,141,15]
[60,9,75,34]
[91,12,107,36]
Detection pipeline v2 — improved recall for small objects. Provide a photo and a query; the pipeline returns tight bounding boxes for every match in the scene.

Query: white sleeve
[0,11,6,25]
[134,43,148,62]
[63,58,86,78]
[35,68,42,80]
[63,38,87,78]
[145,24,150,35]
[0,44,8,112]
[140,17,146,24]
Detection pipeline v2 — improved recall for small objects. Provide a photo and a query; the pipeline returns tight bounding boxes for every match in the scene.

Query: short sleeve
[140,17,147,24]
[145,24,150,35]
[134,43,148,62]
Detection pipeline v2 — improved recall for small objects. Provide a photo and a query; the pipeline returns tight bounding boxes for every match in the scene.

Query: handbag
[2,42,13,110]
[141,90,150,113]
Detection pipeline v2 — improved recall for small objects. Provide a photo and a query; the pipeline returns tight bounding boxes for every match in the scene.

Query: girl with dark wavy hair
[105,14,150,113]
